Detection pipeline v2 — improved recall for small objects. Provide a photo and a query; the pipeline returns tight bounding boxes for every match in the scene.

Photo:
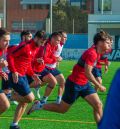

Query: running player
[8,30,46,129]
[38,32,64,104]
[27,30,111,124]
[2,30,33,105]
[92,39,112,86]
[0,28,10,115]
[27,31,57,101]
[36,31,67,103]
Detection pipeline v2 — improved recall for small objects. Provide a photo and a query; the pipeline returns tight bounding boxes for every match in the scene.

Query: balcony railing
[88,14,120,24]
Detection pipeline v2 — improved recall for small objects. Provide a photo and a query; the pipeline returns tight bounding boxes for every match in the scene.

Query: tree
[52,1,88,33]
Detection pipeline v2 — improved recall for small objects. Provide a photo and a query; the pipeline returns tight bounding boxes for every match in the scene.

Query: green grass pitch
[0,60,119,129]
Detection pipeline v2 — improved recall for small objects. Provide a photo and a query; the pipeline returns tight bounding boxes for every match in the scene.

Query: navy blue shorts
[0,89,3,93]
[8,73,31,96]
[45,67,61,77]
[1,78,11,90]
[27,68,49,84]
[92,67,102,78]
[62,78,96,104]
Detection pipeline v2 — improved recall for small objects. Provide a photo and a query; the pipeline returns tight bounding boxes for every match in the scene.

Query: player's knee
[0,102,10,113]
[47,85,55,89]
[20,103,28,108]
[26,94,35,103]
[48,80,57,89]
[29,95,35,103]
[58,77,65,86]
[50,79,57,87]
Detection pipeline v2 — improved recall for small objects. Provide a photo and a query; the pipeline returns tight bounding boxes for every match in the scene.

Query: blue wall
[64,34,88,49]
[10,33,88,49]
[10,33,88,60]
[10,33,21,45]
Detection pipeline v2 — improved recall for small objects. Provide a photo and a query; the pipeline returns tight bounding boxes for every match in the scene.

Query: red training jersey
[32,45,46,73]
[44,41,58,66]
[68,46,100,86]
[7,40,39,76]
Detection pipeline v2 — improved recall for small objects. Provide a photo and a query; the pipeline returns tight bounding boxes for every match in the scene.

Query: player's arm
[27,64,42,85]
[7,52,16,73]
[0,71,8,80]
[85,52,106,92]
[43,45,57,64]
[85,64,106,92]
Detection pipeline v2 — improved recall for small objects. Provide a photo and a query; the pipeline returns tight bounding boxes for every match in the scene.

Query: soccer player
[8,31,46,129]
[55,31,67,103]
[27,30,111,124]
[92,39,112,86]
[36,31,67,103]
[2,31,32,105]
[43,31,67,103]
[0,28,10,114]
[27,31,57,101]
[38,32,65,104]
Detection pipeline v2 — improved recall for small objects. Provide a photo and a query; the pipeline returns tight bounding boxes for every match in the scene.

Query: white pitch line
[0,116,95,124]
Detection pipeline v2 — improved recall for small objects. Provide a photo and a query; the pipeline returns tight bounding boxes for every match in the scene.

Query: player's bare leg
[84,93,103,123]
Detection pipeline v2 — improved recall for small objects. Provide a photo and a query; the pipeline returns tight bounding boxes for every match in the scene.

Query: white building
[88,0,120,51]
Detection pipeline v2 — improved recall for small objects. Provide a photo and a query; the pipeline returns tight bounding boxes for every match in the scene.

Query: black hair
[0,28,10,39]
[34,30,48,40]
[93,30,110,45]
[20,30,31,40]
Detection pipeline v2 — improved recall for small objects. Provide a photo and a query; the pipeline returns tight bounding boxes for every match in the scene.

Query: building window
[98,0,112,12]
[70,0,88,10]
[12,21,44,31]
[24,4,49,10]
